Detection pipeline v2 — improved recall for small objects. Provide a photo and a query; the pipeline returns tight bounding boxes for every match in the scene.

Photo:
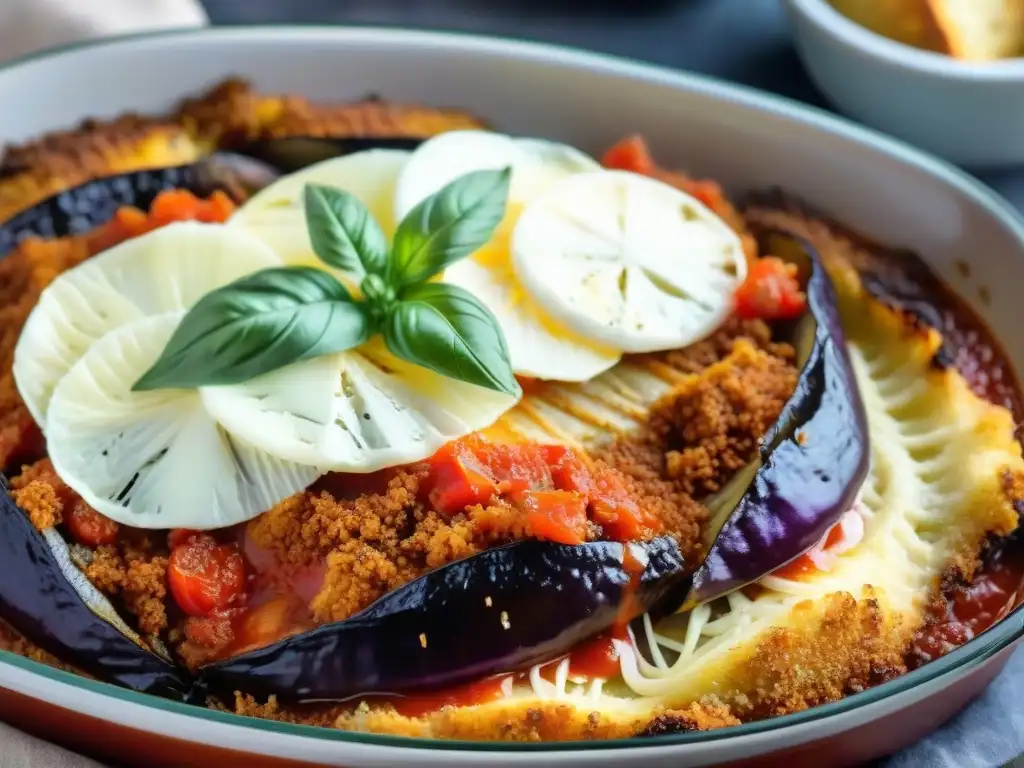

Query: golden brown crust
[0,77,487,225]
[231,692,740,742]
[259,99,486,141]
[714,591,907,718]
[174,77,289,146]
[0,118,202,222]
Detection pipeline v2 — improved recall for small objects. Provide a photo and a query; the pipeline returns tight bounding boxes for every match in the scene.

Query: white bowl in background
[783,0,1024,168]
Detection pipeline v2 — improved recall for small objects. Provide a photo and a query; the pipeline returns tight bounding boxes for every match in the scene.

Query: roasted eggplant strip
[0,120,203,225]
[198,537,687,703]
[234,136,424,173]
[681,228,870,610]
[0,154,280,256]
[0,482,191,699]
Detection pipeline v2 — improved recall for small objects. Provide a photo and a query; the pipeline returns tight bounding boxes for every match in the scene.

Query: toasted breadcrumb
[9,459,72,529]
[659,340,797,496]
[11,480,62,530]
[9,459,171,638]
[83,546,169,637]
[0,237,94,470]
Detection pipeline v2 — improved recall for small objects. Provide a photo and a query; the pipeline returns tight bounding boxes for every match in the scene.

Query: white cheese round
[13,222,281,426]
[511,170,748,354]
[46,312,319,529]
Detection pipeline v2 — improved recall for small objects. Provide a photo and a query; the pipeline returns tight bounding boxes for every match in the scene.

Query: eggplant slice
[0,153,281,256]
[234,136,425,174]
[0,157,285,699]
[0,483,191,699]
[678,228,870,609]
[198,537,687,704]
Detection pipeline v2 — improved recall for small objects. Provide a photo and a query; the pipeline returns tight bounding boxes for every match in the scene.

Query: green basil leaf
[304,183,388,278]
[133,266,371,390]
[390,168,511,288]
[383,282,519,396]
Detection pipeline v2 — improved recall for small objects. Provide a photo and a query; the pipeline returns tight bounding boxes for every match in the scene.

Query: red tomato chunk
[734,257,807,321]
[168,533,247,617]
[65,503,119,548]
[424,437,661,544]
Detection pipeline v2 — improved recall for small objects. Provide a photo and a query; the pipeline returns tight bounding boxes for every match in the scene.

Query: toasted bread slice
[926,0,1024,59]
[827,0,948,52]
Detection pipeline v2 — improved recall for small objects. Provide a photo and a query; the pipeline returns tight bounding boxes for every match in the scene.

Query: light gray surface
[194,2,1024,767]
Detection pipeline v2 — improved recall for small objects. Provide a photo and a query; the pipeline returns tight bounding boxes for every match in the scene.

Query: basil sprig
[133,168,519,396]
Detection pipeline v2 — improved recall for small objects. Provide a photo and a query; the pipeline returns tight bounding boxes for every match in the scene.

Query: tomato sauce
[772,505,866,581]
[908,539,1024,668]
[537,626,632,683]
[388,675,514,718]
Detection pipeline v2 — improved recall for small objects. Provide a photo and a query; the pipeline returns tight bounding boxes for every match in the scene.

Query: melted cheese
[414,264,1022,721]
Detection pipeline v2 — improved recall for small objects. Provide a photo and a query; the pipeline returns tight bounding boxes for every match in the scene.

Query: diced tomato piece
[601,135,656,175]
[65,502,119,548]
[425,442,499,515]
[589,470,661,541]
[150,188,237,227]
[480,442,552,494]
[590,496,645,542]
[86,189,237,256]
[544,445,659,541]
[425,437,555,514]
[542,445,592,493]
[513,490,589,545]
[734,256,807,321]
[168,534,247,617]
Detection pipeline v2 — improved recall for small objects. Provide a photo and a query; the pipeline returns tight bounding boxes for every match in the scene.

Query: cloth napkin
[0,2,1022,767]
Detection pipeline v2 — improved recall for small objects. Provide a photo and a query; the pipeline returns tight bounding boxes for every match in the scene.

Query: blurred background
[200,0,825,105]
[198,0,1024,200]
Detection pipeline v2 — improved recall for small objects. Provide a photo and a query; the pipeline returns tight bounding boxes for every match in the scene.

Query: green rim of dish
[2,24,1024,754]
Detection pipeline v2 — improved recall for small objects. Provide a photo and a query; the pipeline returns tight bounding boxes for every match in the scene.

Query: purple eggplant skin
[0,480,192,700]
[683,228,870,610]
[197,536,687,704]
[0,152,280,256]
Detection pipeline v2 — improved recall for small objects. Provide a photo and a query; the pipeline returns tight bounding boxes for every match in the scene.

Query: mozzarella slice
[13,222,280,426]
[393,130,600,220]
[230,149,410,270]
[512,171,748,354]
[201,338,519,471]
[46,312,319,529]
[395,130,617,382]
[443,258,621,381]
